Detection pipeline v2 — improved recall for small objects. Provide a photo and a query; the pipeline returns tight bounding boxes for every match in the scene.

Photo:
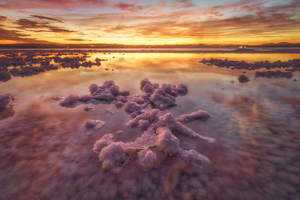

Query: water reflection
[0,52,300,199]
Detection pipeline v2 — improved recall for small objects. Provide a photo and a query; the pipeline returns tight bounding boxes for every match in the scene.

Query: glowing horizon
[0,0,300,45]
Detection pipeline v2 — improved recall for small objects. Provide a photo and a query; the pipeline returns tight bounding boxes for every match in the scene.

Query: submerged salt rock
[156,127,180,156]
[99,142,129,174]
[82,119,106,135]
[238,75,250,83]
[176,83,188,95]
[0,94,15,110]
[138,148,158,169]
[93,133,114,154]
[179,149,210,167]
[176,110,211,124]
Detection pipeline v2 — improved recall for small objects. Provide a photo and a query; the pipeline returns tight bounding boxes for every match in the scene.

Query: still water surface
[0,52,300,200]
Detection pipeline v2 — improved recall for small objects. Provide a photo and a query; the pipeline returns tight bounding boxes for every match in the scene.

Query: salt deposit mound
[59,79,215,173]
[60,79,213,173]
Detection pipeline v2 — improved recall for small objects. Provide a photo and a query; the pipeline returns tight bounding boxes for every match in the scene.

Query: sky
[0,0,300,45]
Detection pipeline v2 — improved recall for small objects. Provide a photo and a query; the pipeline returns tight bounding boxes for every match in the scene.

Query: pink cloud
[113,2,143,12]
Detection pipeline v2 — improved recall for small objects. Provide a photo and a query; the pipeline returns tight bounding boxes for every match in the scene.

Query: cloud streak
[31,15,64,23]
[0,27,52,43]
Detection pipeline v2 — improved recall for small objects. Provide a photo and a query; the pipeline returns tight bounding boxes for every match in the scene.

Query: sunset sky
[0,0,300,45]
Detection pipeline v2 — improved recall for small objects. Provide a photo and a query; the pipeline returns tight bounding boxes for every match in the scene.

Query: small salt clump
[82,119,106,135]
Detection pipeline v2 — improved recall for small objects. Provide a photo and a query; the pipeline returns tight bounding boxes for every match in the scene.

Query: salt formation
[82,120,106,135]
[255,71,293,79]
[84,107,95,112]
[0,94,15,110]
[87,79,215,173]
[238,75,250,83]
[59,80,130,108]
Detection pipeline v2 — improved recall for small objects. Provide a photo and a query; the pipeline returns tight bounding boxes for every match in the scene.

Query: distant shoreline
[1,48,300,54]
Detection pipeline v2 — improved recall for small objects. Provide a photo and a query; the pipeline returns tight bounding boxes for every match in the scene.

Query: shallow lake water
[1,51,300,200]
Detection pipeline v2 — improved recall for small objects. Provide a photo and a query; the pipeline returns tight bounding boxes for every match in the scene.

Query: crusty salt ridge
[176,110,211,124]
[90,79,215,173]
[58,79,214,173]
